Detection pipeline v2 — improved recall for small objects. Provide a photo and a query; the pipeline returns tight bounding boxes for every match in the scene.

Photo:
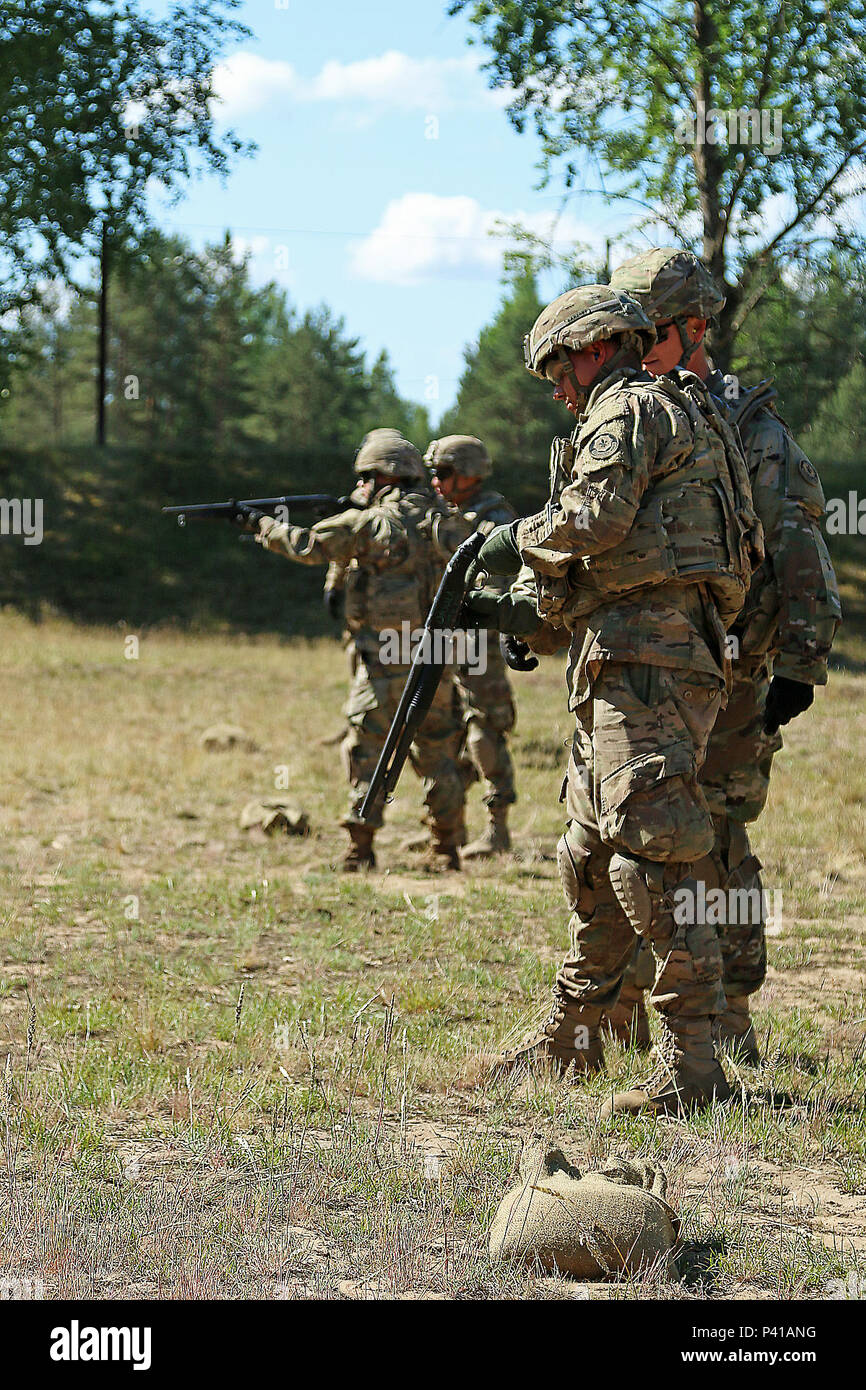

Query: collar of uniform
[571,363,643,436]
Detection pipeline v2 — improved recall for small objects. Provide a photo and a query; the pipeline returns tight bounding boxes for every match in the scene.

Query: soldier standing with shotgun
[453,286,763,1115]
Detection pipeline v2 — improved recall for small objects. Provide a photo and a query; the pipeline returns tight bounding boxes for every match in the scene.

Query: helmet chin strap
[553,346,591,413]
[554,339,642,413]
[672,315,699,368]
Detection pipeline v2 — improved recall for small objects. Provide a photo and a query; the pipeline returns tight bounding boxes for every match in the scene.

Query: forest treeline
[1,232,864,638]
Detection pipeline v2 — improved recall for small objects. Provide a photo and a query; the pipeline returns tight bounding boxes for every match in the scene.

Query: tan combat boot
[341,825,376,873]
[714,995,761,1066]
[486,997,605,1082]
[419,826,462,872]
[461,807,511,860]
[603,984,652,1051]
[601,1014,731,1118]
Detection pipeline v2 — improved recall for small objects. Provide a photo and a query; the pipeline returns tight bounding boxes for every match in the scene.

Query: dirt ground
[1,615,865,1299]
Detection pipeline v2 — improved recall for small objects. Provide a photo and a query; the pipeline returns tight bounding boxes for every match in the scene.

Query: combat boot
[419,825,462,872]
[461,807,511,860]
[603,984,652,1051]
[714,995,761,1066]
[486,996,605,1082]
[419,843,461,872]
[601,1013,731,1118]
[341,825,376,873]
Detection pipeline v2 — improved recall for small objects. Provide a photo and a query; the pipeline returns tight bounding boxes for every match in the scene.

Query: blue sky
[146,0,636,417]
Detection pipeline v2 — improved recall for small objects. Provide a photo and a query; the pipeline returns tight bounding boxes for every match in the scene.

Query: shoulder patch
[799,458,818,484]
[587,432,619,460]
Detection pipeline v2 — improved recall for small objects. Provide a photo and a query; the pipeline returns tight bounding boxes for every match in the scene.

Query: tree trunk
[96,218,109,447]
[691,1,735,370]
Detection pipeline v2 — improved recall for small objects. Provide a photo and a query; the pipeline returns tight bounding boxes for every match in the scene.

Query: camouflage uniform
[256,432,468,868]
[425,435,518,856]
[495,286,761,1116]
[609,248,841,1058]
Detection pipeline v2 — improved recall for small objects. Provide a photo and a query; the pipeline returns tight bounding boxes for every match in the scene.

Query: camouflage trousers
[556,660,726,1020]
[624,654,779,998]
[341,657,466,847]
[455,633,516,810]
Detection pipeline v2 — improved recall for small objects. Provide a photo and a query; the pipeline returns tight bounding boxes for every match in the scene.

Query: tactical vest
[540,373,763,630]
[343,487,443,648]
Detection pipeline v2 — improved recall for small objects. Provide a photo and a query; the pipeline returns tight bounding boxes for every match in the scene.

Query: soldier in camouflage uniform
[466,286,762,1115]
[425,435,518,858]
[320,433,404,674]
[609,249,841,1063]
[253,430,468,872]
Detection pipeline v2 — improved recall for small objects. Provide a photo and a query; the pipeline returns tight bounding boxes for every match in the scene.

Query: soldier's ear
[687,316,708,343]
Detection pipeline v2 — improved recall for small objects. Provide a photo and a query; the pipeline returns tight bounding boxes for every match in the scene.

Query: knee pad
[608,852,663,936]
[465,722,498,774]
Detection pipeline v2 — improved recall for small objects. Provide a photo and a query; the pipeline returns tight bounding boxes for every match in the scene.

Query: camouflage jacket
[515,366,760,696]
[707,369,841,684]
[262,485,466,660]
[455,486,516,599]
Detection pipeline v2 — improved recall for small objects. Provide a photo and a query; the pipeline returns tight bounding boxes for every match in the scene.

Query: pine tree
[438,266,564,511]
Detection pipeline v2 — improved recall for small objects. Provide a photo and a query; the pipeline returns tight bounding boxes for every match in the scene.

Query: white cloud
[213,49,506,119]
[213,53,299,116]
[349,193,602,286]
[310,52,489,109]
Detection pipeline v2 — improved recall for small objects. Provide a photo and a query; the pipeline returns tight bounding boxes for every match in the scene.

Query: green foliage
[0,441,353,632]
[0,0,250,314]
[0,232,431,632]
[452,1,866,365]
[732,253,866,437]
[807,362,866,469]
[3,230,428,456]
[438,266,562,514]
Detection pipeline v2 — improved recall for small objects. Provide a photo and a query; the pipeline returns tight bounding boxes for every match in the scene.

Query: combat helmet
[524,285,656,380]
[610,247,726,322]
[610,248,725,366]
[424,434,492,480]
[353,428,426,483]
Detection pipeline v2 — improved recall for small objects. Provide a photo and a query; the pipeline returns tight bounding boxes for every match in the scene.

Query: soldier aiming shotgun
[163,494,352,526]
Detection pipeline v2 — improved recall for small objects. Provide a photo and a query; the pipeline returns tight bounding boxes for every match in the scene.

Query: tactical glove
[764,676,814,735]
[477,522,523,577]
[462,587,541,637]
[324,588,344,621]
[500,635,538,672]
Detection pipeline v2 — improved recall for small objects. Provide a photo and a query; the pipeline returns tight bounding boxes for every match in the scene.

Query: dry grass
[1,612,865,1300]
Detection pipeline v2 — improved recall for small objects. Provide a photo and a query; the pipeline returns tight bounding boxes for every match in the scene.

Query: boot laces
[643,1017,683,1091]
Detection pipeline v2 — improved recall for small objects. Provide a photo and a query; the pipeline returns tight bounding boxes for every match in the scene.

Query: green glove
[477,522,523,577]
[463,587,541,637]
